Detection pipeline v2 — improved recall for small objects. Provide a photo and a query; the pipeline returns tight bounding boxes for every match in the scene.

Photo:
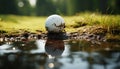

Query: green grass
[65,12,120,34]
[0,15,46,33]
[0,13,120,34]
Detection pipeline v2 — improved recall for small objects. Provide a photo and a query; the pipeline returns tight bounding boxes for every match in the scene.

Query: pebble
[0,30,107,45]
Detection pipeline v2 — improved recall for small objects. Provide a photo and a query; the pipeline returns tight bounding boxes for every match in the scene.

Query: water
[0,39,120,69]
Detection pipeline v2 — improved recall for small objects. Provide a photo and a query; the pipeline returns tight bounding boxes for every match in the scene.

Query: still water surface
[0,39,120,69]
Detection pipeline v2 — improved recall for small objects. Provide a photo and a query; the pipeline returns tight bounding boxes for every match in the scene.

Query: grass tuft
[0,13,120,35]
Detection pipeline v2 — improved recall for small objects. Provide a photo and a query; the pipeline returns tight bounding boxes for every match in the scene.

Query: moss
[0,30,7,33]
[0,13,120,38]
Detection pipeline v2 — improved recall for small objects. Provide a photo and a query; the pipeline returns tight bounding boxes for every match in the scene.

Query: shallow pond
[0,39,120,69]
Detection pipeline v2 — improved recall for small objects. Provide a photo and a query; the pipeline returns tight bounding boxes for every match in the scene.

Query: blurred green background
[0,0,120,16]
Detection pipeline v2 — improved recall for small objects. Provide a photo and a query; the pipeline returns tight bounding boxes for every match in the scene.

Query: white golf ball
[45,14,65,32]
